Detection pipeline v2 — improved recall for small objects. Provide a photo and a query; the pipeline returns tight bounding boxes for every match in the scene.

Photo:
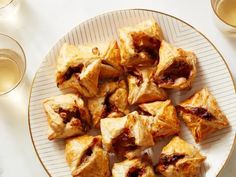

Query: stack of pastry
[43,19,229,177]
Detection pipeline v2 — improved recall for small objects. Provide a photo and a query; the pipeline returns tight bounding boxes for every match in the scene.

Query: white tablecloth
[0,0,235,176]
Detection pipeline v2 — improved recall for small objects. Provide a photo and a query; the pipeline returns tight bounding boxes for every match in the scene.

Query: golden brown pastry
[119,19,164,67]
[43,94,91,140]
[112,155,155,177]
[100,111,154,159]
[56,41,123,97]
[65,135,110,177]
[127,66,167,105]
[88,79,129,128]
[156,136,206,177]
[98,41,123,79]
[138,100,180,139]
[154,40,197,89]
[77,40,123,79]
[56,43,101,97]
[176,88,229,143]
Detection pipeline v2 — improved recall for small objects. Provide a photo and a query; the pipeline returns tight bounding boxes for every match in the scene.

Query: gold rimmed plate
[28,9,236,177]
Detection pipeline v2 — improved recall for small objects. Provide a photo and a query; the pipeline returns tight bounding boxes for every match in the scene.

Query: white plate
[28,9,236,177]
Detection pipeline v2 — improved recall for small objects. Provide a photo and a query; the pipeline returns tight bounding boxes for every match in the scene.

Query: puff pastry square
[88,79,129,128]
[56,44,101,97]
[156,136,206,177]
[154,41,197,89]
[98,40,123,79]
[139,100,180,139]
[112,155,155,177]
[76,40,123,79]
[176,88,229,143]
[127,66,167,105]
[65,135,110,177]
[119,19,164,67]
[100,111,154,159]
[43,94,91,140]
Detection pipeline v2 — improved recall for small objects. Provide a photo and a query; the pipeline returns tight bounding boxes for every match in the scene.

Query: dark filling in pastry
[80,137,100,165]
[56,107,90,131]
[101,59,119,70]
[112,128,138,155]
[132,33,161,62]
[101,92,122,118]
[158,153,185,171]
[63,64,84,81]
[137,107,152,116]
[176,106,216,121]
[127,167,146,177]
[101,60,109,65]
[80,146,93,164]
[157,60,192,84]
[128,70,144,87]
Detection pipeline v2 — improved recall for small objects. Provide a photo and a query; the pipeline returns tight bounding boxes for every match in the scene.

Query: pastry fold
[43,94,91,140]
[56,41,123,97]
[65,135,110,177]
[138,100,180,139]
[98,40,123,79]
[75,40,123,79]
[112,155,155,177]
[88,79,129,128]
[154,41,197,89]
[100,111,154,159]
[56,44,101,97]
[127,66,167,105]
[156,136,206,177]
[119,19,164,67]
[176,88,229,143]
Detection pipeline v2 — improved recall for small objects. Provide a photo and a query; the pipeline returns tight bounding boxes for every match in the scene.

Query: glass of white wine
[0,0,19,18]
[211,0,236,33]
[0,33,26,95]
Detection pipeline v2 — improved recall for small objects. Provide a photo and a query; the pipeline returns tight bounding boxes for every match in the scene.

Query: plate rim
[28,8,236,177]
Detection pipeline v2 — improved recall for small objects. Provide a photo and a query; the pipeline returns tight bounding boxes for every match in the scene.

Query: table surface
[0,0,235,177]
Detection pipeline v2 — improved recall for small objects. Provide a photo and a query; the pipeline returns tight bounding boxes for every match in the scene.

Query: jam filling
[104,92,117,113]
[176,106,216,121]
[101,89,126,119]
[80,138,100,165]
[157,60,192,84]
[63,64,84,81]
[112,128,138,155]
[158,153,185,170]
[101,60,111,65]
[127,167,146,177]
[132,33,161,61]
[80,146,93,164]
[100,92,120,118]
[137,108,152,116]
[128,70,144,87]
[56,107,90,131]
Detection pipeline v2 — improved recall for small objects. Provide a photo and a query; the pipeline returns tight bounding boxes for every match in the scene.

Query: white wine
[0,0,12,8]
[0,49,21,94]
[216,0,236,26]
